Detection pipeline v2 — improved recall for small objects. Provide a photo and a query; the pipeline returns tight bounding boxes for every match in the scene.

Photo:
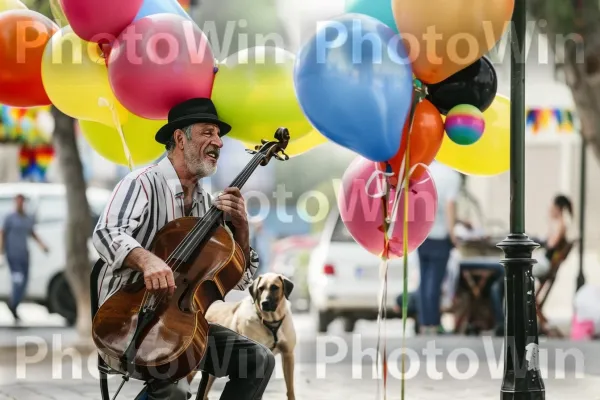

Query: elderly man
[92,98,274,400]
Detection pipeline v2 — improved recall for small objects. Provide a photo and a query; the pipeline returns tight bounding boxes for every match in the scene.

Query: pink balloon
[60,0,143,43]
[338,156,438,258]
[108,14,215,120]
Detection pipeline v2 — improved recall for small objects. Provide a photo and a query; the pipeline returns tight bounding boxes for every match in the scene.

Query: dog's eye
[270,284,278,291]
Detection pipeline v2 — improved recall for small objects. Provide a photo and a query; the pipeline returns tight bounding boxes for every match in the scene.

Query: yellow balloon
[0,0,27,11]
[242,128,328,157]
[211,46,313,145]
[41,25,128,128]
[435,95,510,176]
[79,113,166,167]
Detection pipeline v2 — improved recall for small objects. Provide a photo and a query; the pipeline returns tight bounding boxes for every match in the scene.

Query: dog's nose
[261,301,270,310]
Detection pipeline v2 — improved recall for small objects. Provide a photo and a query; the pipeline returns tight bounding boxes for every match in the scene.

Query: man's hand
[213,187,248,228]
[142,255,176,295]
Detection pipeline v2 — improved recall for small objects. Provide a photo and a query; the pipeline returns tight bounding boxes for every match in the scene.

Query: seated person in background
[532,195,574,279]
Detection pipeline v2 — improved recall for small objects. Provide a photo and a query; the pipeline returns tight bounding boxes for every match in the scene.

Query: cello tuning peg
[245,148,257,155]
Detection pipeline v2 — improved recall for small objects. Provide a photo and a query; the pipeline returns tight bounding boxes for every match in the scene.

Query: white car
[307,209,420,332]
[0,183,112,324]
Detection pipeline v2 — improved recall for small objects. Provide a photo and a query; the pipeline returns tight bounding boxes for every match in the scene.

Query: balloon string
[375,189,390,400]
[98,97,134,171]
[400,82,427,400]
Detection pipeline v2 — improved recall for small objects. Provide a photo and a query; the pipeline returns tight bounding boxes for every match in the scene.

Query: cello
[91,128,290,382]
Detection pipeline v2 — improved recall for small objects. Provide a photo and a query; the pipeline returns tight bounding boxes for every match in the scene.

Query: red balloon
[108,14,216,120]
[0,10,58,107]
[380,99,444,185]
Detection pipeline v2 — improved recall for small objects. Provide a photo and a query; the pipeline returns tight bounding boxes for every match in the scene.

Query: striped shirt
[92,156,259,305]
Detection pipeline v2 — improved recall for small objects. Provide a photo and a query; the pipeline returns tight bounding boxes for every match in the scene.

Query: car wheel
[48,273,77,326]
[343,317,356,332]
[315,310,332,333]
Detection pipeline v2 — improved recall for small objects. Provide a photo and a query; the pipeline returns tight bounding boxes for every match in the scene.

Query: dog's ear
[249,276,261,302]
[280,276,294,300]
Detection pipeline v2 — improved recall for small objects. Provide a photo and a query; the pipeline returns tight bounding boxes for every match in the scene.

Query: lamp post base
[497,233,545,400]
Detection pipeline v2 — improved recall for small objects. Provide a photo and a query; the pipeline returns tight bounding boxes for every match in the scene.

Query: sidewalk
[2,333,600,400]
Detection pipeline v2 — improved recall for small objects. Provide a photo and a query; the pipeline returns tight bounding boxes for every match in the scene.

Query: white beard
[184,141,217,178]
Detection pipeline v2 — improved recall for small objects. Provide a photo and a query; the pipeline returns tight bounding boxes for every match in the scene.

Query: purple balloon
[338,156,438,258]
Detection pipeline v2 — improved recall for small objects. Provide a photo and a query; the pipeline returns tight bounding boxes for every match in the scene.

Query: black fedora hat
[155,98,231,144]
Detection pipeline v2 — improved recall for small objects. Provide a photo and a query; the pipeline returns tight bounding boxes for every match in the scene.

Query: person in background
[417,160,462,335]
[532,194,574,279]
[250,220,274,276]
[0,194,49,321]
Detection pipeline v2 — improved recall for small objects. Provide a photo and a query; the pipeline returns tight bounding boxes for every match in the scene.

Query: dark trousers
[7,256,29,310]
[417,238,453,327]
[136,323,276,400]
[461,261,505,327]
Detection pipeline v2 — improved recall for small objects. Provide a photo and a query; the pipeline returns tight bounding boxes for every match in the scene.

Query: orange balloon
[380,99,444,185]
[0,10,59,107]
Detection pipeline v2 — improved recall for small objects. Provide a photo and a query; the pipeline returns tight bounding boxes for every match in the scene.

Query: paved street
[1,303,600,399]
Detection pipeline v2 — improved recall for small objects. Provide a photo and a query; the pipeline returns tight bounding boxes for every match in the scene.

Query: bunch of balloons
[292,0,515,259]
[0,105,54,146]
[0,0,323,168]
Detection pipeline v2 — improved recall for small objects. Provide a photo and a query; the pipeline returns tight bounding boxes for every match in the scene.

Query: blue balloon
[135,0,192,21]
[345,0,398,33]
[294,13,413,162]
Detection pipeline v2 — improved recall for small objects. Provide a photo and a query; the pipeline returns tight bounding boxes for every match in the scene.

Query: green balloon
[211,46,313,146]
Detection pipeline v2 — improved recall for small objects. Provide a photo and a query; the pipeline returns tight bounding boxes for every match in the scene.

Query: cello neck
[170,151,266,262]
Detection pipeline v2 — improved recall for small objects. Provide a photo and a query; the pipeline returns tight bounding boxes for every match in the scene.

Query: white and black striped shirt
[92,156,259,305]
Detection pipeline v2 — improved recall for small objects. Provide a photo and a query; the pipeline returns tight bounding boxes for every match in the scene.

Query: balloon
[59,0,143,43]
[426,57,497,115]
[436,95,510,175]
[294,14,413,162]
[242,129,328,158]
[391,0,514,84]
[445,104,485,145]
[0,0,26,11]
[135,0,192,21]
[0,10,58,107]
[49,0,68,27]
[338,156,437,259]
[345,0,397,33]
[108,14,215,120]
[380,99,444,184]
[212,46,312,144]
[79,114,166,166]
[41,25,129,127]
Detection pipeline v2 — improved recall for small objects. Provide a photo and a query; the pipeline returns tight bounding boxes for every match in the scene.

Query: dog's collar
[256,309,285,350]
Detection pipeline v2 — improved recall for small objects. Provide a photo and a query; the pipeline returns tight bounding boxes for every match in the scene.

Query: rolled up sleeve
[235,247,260,290]
[92,176,148,275]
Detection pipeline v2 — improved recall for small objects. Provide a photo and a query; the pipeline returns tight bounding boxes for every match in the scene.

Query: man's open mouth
[206,150,219,160]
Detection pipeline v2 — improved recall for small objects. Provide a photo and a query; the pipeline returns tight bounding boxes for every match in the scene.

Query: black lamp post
[496,0,545,398]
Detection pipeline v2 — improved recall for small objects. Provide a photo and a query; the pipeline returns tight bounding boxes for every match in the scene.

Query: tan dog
[202,272,297,399]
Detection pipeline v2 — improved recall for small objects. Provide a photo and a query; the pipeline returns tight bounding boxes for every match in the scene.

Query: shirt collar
[158,157,204,198]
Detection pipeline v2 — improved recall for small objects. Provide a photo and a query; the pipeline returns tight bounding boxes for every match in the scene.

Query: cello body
[91,217,246,381]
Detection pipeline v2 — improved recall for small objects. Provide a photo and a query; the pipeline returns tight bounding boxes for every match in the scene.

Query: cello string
[143,152,266,309]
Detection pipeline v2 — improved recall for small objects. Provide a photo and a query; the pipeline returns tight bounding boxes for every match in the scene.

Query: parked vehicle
[307,209,420,332]
[0,183,112,325]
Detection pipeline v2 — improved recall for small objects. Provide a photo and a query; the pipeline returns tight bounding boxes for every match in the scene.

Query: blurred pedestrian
[417,161,461,335]
[0,194,49,321]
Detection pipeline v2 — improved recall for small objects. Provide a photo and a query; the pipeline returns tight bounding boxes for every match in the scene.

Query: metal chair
[90,259,213,400]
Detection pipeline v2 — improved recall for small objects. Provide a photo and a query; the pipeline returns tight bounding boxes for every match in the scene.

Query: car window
[330,216,355,242]
[36,195,67,224]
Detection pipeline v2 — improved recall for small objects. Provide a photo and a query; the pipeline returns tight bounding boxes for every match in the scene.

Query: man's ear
[249,276,261,302]
[280,275,294,300]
